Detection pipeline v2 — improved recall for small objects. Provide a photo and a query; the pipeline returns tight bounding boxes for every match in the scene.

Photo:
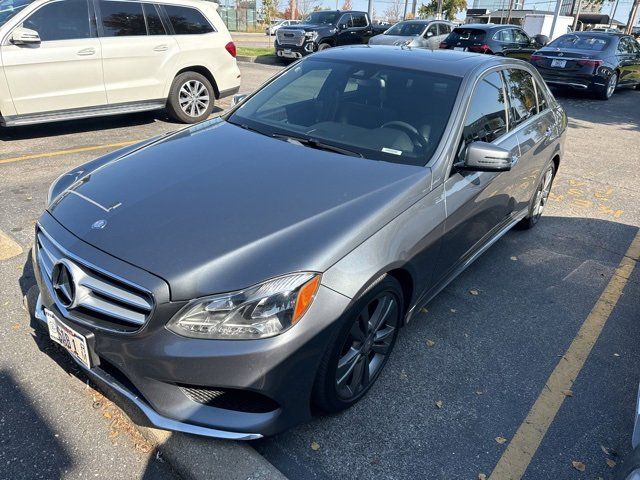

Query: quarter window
[462,72,508,144]
[164,5,213,34]
[22,0,91,42]
[535,79,548,112]
[503,69,538,126]
[99,1,146,37]
[144,4,166,35]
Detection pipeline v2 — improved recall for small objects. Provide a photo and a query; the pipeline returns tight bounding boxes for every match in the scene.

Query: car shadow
[0,106,225,142]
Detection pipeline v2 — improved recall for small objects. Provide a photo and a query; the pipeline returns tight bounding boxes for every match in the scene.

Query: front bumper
[275,42,315,58]
[33,213,351,439]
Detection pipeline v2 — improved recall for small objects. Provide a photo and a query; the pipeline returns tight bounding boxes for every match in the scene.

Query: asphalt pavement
[0,61,639,480]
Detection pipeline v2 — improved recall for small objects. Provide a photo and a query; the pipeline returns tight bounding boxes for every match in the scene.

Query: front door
[96,0,179,105]
[1,0,106,115]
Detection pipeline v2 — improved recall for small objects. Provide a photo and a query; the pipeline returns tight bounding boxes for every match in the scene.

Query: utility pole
[572,0,583,30]
[367,0,373,20]
[506,0,514,23]
[609,0,620,27]
[437,0,443,19]
[403,0,409,19]
[549,0,564,40]
[626,0,640,33]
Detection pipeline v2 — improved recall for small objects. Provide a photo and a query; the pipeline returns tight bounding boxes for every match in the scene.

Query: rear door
[423,22,439,49]
[616,37,640,85]
[97,0,179,104]
[512,28,536,60]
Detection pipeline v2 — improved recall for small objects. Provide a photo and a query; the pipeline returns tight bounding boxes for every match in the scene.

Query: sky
[308,0,636,24]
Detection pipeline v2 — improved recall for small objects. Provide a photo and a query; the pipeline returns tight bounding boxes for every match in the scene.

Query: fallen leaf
[469,289,479,296]
[572,460,586,472]
[11,323,21,331]
[420,307,428,314]
[103,411,112,419]
[495,436,507,444]
[109,430,119,439]
[450,309,457,313]
[605,459,616,468]
[478,474,487,480]
[311,441,320,451]
[435,400,444,409]
[426,339,435,347]
[562,390,573,397]
[510,256,518,261]
[600,445,618,457]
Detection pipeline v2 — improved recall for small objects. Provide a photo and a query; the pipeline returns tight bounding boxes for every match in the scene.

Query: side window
[99,1,146,37]
[439,24,451,34]
[163,5,214,34]
[513,29,530,44]
[462,72,508,145]
[426,23,438,37]
[22,0,91,42]
[495,28,513,42]
[144,4,166,35]
[504,68,538,126]
[351,13,367,28]
[338,14,353,28]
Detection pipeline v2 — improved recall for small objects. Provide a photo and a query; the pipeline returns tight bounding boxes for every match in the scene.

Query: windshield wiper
[272,133,363,158]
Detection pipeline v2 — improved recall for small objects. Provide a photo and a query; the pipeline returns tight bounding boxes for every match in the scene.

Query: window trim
[95,0,148,38]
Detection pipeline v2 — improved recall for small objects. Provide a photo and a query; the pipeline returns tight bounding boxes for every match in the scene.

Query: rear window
[448,28,486,43]
[547,34,609,51]
[164,5,214,34]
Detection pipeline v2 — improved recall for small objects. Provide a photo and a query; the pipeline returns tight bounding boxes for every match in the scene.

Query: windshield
[385,22,427,36]
[547,34,610,51]
[227,58,461,166]
[0,0,35,27]
[303,11,339,25]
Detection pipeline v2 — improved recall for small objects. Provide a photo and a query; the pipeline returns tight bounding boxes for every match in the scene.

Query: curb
[236,55,282,66]
[139,426,287,480]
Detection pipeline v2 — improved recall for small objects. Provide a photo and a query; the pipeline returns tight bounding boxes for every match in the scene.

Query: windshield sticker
[382,147,402,156]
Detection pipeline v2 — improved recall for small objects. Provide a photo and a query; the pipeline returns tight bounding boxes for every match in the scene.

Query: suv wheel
[312,276,403,413]
[518,162,555,230]
[167,72,215,123]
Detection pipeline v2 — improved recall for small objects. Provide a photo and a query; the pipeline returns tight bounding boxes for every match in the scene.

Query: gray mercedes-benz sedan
[32,46,566,439]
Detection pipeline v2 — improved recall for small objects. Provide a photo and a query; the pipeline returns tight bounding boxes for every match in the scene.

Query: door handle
[154,44,169,52]
[77,47,96,56]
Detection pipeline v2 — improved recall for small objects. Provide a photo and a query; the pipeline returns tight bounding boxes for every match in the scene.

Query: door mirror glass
[11,27,41,45]
[233,94,248,105]
[534,34,549,47]
[463,141,512,172]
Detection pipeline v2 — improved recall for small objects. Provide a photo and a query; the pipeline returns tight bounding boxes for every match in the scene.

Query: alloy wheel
[335,293,399,400]
[606,73,617,98]
[532,166,554,220]
[179,80,210,118]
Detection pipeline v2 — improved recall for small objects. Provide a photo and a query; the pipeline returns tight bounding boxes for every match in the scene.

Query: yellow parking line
[0,230,23,261]
[0,140,138,165]
[489,229,640,480]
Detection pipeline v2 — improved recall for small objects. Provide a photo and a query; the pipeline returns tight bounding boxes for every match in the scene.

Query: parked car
[265,19,299,35]
[274,10,386,61]
[369,19,453,49]
[439,23,548,60]
[34,46,566,439]
[616,384,640,480]
[530,31,640,99]
[0,0,240,127]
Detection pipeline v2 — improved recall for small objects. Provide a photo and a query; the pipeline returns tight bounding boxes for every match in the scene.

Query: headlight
[167,273,321,340]
[305,31,318,41]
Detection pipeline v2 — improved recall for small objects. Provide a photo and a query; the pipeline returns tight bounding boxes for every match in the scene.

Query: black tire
[518,161,556,230]
[596,71,618,100]
[312,276,403,413]
[317,43,331,51]
[166,71,215,124]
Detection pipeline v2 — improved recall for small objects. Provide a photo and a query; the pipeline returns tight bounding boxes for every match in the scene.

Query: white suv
[0,0,241,126]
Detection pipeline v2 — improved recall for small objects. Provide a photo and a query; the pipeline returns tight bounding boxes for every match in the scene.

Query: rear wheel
[518,162,555,230]
[166,72,215,124]
[312,276,403,413]
[596,72,618,100]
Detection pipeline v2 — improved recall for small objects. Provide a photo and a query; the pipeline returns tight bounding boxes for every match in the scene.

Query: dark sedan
[530,32,640,99]
[33,47,566,439]
[439,23,547,60]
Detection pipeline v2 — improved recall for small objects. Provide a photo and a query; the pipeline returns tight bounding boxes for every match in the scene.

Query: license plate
[551,59,566,68]
[454,47,466,51]
[46,309,91,368]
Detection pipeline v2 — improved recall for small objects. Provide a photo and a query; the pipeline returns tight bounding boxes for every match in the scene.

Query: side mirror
[11,27,41,45]
[338,23,348,30]
[534,34,549,47]
[463,141,512,172]
[426,31,433,37]
[232,94,248,105]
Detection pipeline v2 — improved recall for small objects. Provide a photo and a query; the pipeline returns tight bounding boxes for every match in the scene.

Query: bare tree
[384,0,403,22]
[341,0,352,10]
[298,0,321,17]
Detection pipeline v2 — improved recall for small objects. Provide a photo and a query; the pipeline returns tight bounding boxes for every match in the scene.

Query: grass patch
[236,46,276,57]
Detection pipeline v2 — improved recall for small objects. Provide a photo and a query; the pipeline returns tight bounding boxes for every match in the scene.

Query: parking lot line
[489,229,640,480]
[0,230,23,261]
[0,140,138,165]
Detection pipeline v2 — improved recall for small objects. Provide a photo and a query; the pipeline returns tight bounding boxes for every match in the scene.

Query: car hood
[280,23,334,33]
[48,120,429,300]
[370,34,417,45]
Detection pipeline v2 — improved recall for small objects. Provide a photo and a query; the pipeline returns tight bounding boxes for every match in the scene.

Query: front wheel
[166,72,215,124]
[312,276,403,413]
[518,162,555,230]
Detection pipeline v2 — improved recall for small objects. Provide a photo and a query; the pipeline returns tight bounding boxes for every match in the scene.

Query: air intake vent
[180,386,279,413]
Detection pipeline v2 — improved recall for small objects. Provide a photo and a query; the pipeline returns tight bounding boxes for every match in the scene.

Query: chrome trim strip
[34,295,263,441]
[545,80,589,89]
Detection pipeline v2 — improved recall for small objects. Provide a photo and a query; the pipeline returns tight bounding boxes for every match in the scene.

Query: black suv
[440,23,548,60]
[275,10,386,61]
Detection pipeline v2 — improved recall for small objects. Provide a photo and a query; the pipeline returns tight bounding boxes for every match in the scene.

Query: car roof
[397,19,449,24]
[569,30,624,37]
[313,45,518,78]
[455,23,520,31]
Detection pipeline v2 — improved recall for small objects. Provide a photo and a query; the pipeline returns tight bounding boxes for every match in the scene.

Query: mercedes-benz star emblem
[52,261,76,308]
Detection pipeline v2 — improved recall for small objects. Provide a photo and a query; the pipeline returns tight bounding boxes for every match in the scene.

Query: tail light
[468,44,491,54]
[530,54,543,63]
[576,59,602,68]
[225,41,237,58]
[439,42,448,49]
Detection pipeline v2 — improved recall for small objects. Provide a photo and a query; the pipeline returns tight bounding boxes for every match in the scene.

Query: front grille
[36,226,154,333]
[180,386,279,413]
[276,29,305,46]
